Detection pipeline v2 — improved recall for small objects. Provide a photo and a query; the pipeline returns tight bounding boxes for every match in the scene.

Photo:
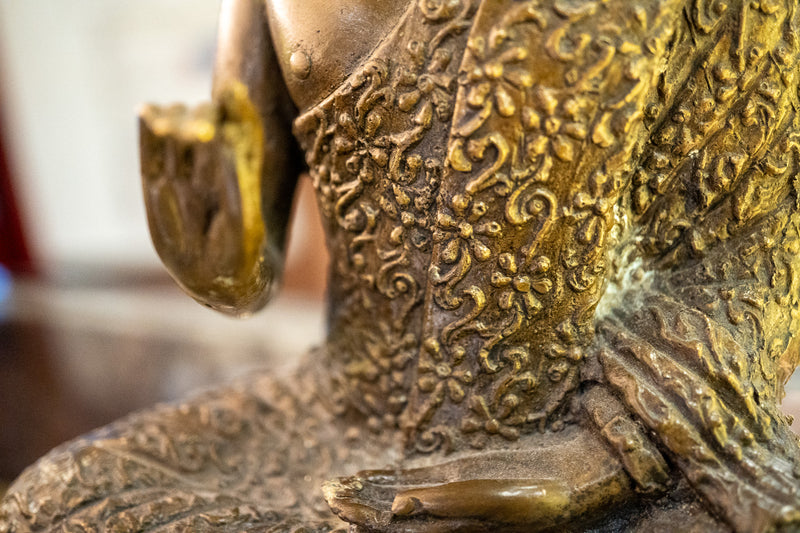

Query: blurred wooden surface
[0,280,326,484]
[0,176,328,484]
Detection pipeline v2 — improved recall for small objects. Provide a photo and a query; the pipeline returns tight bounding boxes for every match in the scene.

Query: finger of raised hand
[139,103,232,267]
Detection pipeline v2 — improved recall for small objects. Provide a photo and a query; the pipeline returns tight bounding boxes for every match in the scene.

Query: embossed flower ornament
[416,338,473,415]
[461,393,526,442]
[545,320,585,384]
[359,326,416,385]
[377,156,441,247]
[491,253,552,319]
[336,116,389,183]
[418,338,472,399]
[570,190,612,245]
[395,47,456,121]
[461,34,534,122]
[523,86,589,166]
[432,194,501,265]
[332,62,392,185]
[347,324,416,429]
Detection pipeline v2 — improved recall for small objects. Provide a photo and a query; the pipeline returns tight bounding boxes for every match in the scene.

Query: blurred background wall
[1,1,218,273]
[0,0,327,484]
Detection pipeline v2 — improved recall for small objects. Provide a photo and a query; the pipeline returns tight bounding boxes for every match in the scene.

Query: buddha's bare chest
[265,0,412,111]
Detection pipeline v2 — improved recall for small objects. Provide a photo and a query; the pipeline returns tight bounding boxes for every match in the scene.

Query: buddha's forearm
[214,0,301,243]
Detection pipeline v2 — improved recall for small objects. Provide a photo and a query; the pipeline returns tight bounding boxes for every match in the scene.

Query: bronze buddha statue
[4,0,800,531]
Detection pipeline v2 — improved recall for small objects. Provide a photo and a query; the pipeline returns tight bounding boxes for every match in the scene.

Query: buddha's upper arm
[212,0,303,247]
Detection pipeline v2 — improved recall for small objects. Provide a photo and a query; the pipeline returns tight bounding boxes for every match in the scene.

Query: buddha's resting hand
[325,474,571,533]
[323,427,637,532]
[139,84,275,316]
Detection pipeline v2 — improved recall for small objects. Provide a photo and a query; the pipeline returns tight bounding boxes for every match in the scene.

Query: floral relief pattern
[413,338,473,423]
[402,0,688,449]
[294,0,800,459]
[294,1,477,430]
[295,0,704,450]
[492,252,552,319]
[522,86,591,166]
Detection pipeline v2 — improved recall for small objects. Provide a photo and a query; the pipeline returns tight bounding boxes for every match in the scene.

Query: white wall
[0,1,221,275]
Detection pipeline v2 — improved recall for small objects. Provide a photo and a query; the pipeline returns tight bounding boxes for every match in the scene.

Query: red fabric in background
[0,107,34,274]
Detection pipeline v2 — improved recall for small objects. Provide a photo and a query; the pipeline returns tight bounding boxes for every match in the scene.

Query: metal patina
[4,0,800,531]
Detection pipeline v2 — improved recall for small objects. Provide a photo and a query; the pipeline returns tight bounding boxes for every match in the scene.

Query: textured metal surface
[4,0,800,531]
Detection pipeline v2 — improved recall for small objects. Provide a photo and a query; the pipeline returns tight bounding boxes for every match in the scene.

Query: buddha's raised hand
[139,88,274,315]
[139,0,299,316]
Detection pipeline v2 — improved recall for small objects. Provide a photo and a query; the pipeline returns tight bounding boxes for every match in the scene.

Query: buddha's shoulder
[265,0,413,111]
